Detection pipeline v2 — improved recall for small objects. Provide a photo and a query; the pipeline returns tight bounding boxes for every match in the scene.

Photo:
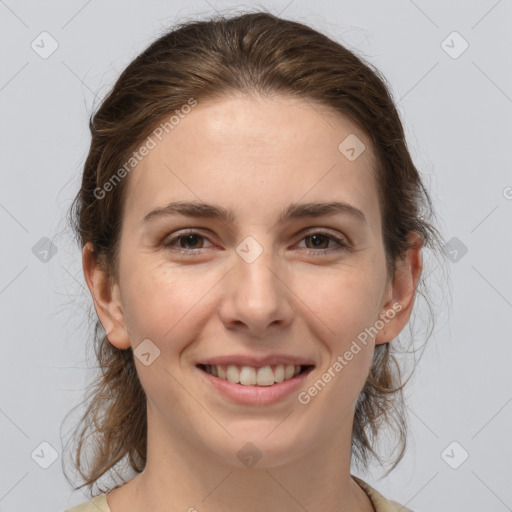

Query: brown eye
[296,231,349,257]
[304,234,331,249]
[162,231,214,254]
[178,234,204,250]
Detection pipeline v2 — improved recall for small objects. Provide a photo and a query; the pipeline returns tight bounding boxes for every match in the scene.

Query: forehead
[122,93,381,230]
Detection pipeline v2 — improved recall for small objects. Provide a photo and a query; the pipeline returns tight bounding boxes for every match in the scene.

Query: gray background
[1,1,511,511]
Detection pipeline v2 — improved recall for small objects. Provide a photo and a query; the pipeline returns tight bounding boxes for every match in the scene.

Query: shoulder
[64,493,110,512]
[352,476,415,512]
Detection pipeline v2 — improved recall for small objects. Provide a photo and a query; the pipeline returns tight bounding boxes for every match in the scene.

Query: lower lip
[196,365,314,405]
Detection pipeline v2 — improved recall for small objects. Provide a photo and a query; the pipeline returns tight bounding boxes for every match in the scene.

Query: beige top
[64,476,413,512]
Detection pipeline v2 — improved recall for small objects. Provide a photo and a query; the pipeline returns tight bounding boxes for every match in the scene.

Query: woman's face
[87,93,417,468]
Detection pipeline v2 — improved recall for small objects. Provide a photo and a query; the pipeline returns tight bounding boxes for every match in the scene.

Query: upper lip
[197,354,315,368]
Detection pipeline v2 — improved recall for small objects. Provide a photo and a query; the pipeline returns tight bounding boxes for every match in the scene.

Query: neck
[107,405,374,512]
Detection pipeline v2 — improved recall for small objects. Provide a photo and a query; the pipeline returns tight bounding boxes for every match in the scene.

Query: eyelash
[162,229,349,257]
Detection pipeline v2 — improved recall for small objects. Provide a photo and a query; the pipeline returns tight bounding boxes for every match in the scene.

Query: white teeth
[256,366,275,386]
[226,365,240,383]
[204,363,306,386]
[274,364,285,382]
[239,366,257,385]
[285,364,295,380]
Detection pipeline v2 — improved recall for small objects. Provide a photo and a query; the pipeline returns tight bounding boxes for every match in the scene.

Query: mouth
[196,363,315,387]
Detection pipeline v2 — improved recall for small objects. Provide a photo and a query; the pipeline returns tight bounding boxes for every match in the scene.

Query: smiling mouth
[196,363,314,386]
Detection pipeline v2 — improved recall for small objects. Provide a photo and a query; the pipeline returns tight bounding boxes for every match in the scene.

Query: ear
[374,232,423,345]
[82,241,131,350]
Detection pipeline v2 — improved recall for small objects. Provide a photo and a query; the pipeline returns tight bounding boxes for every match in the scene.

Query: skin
[83,92,422,512]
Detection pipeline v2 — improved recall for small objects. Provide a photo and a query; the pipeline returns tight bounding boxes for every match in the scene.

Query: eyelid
[294,228,349,254]
[298,226,349,243]
[162,229,216,252]
[162,227,350,255]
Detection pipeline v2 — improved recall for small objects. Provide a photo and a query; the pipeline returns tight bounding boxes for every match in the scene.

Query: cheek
[305,266,385,342]
[302,268,383,396]
[119,264,213,407]
[120,260,207,344]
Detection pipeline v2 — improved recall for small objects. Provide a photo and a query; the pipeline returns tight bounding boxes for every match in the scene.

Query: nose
[218,239,294,338]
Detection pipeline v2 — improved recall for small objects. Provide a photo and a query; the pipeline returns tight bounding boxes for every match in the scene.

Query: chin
[204,427,310,470]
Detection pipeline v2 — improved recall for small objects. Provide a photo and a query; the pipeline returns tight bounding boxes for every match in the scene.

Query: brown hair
[63,9,445,494]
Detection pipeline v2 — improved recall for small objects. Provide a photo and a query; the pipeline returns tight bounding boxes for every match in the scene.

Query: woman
[63,10,443,512]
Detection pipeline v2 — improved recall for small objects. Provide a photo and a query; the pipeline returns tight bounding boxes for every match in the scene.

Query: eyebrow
[142,200,367,225]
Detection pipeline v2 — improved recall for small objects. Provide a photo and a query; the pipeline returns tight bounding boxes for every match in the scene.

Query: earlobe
[374,232,423,345]
[81,242,131,350]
